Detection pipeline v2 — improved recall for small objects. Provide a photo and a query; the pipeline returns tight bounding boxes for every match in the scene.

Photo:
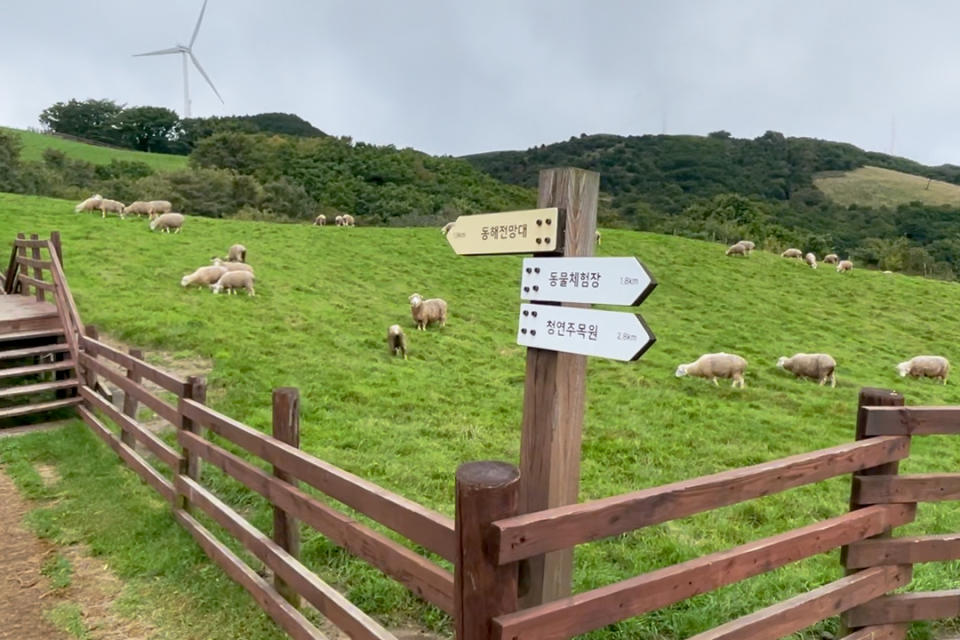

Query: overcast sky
[2,1,960,165]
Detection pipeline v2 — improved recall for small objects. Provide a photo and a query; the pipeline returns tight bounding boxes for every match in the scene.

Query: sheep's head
[895,362,910,377]
[180,275,190,287]
[776,357,788,369]
[675,364,688,378]
[211,283,223,294]
[409,293,423,307]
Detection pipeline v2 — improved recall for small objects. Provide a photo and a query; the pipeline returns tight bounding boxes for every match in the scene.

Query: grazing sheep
[837,259,853,273]
[74,194,103,214]
[227,244,247,263]
[149,212,184,233]
[123,201,153,217]
[335,215,345,226]
[342,214,356,226]
[777,353,837,387]
[823,254,839,265]
[387,324,407,359]
[99,198,126,219]
[211,270,255,296]
[409,293,447,330]
[675,353,748,388]
[896,356,950,384]
[148,200,172,215]
[781,248,803,259]
[314,214,327,226]
[725,242,748,257]
[737,240,756,253]
[441,221,455,235]
[211,258,254,273]
[804,252,818,269]
[181,265,227,288]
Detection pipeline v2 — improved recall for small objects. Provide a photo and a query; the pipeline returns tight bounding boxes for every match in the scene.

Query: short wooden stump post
[272,387,301,608]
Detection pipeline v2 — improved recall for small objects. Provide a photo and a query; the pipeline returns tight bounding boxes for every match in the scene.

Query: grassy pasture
[2,127,189,172]
[815,165,960,208]
[2,191,960,639]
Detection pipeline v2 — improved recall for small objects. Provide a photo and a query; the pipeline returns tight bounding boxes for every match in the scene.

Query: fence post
[455,461,520,640]
[182,375,207,483]
[15,233,25,294]
[841,387,910,638]
[29,233,43,302]
[82,325,99,389]
[50,231,62,267]
[271,387,301,608]
[120,348,144,448]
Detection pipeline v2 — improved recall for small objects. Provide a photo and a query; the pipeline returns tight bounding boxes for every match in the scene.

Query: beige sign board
[446,208,563,256]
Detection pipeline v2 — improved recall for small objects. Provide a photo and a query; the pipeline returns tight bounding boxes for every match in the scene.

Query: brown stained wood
[864,406,960,435]
[80,353,181,427]
[456,462,520,640]
[847,533,960,568]
[80,336,187,396]
[0,397,81,420]
[492,504,915,640]
[494,436,909,564]
[15,256,52,271]
[272,387,302,608]
[519,167,599,607]
[173,509,328,640]
[80,385,179,469]
[177,429,455,614]
[845,590,960,626]
[13,238,51,249]
[0,328,64,343]
[15,275,54,292]
[0,359,75,379]
[855,473,960,504]
[29,234,44,302]
[0,379,78,400]
[46,241,82,360]
[839,625,910,640]
[0,342,69,361]
[50,232,62,266]
[77,405,174,503]
[180,398,455,562]
[121,348,144,448]
[182,375,206,481]
[176,476,396,640]
[3,241,18,294]
[683,565,911,640]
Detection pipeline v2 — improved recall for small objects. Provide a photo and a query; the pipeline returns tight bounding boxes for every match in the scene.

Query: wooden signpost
[446,167,657,608]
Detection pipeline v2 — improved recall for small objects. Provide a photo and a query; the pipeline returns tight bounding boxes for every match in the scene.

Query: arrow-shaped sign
[516,304,655,361]
[445,208,564,256]
[519,257,656,306]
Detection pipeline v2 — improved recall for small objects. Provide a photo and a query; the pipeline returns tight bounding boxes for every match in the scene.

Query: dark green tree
[113,106,182,153]
[39,99,123,143]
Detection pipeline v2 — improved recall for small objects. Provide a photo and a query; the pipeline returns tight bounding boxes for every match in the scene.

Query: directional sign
[445,208,564,256]
[520,257,656,306]
[516,304,655,361]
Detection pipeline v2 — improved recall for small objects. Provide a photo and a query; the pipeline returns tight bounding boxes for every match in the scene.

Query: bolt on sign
[445,208,564,256]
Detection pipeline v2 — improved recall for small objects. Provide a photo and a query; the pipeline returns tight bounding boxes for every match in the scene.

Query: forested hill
[464,131,960,280]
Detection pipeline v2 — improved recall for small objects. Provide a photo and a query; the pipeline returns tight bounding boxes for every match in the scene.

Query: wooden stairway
[0,294,81,424]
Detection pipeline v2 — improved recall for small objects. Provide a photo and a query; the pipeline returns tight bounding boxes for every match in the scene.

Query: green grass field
[2,127,188,172]
[2,191,959,639]
[815,165,960,208]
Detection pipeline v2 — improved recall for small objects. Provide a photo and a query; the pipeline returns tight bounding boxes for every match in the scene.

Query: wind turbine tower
[133,0,223,117]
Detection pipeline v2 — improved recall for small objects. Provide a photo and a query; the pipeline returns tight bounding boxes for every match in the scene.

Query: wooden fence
[9,232,960,639]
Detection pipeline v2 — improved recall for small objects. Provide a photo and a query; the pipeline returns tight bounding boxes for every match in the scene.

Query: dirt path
[0,469,67,640]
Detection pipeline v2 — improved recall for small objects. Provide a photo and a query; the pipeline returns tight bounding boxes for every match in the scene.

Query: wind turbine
[133,0,223,117]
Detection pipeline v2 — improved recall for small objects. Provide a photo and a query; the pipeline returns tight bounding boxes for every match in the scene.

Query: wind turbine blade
[189,52,224,103]
[133,46,183,57]
[189,0,209,48]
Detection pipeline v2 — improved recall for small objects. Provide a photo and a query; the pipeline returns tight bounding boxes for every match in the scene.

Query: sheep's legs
[711,378,719,386]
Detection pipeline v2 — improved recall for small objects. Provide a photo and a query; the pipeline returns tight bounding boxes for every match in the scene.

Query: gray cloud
[2,1,959,165]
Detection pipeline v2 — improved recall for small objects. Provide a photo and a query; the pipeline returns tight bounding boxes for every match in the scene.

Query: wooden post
[182,375,207,482]
[455,461,520,640]
[29,233,44,302]
[121,348,144,448]
[15,233,25,295]
[271,387,301,608]
[518,167,599,607]
[50,231,62,267]
[841,387,910,638]
[83,325,99,389]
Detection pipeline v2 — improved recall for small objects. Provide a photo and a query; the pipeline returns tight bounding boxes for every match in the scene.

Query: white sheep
[725,242,748,257]
[804,252,818,269]
[342,214,356,226]
[737,240,756,253]
[227,244,247,262]
[148,200,172,216]
[314,214,327,226]
[781,248,803,259]
[123,201,152,217]
[409,293,447,330]
[837,259,853,273]
[388,324,407,359]
[149,212,184,233]
[896,356,950,384]
[776,353,837,387]
[74,194,103,214]
[823,254,839,265]
[211,258,254,273]
[675,353,748,388]
[211,270,256,296]
[181,265,226,288]
[441,221,455,235]
[99,198,126,219]
[335,215,345,226]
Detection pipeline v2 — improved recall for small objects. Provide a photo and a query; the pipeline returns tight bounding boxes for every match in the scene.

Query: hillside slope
[2,192,959,639]
[815,165,960,207]
[1,127,188,172]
